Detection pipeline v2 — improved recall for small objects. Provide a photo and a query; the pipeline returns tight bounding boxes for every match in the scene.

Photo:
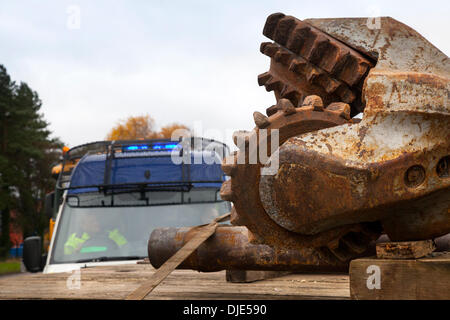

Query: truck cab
[24,138,231,274]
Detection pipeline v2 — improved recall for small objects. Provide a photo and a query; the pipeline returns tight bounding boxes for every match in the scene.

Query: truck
[22,137,231,274]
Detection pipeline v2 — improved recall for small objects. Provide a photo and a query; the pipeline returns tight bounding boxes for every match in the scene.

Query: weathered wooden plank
[350,252,450,300]
[376,240,436,259]
[0,264,350,300]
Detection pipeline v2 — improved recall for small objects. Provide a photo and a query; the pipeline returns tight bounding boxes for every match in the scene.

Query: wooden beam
[350,252,450,300]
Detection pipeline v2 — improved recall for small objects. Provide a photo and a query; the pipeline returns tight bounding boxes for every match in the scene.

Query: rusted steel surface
[375,240,436,259]
[150,13,449,273]
[434,233,450,252]
[148,226,371,272]
[227,14,447,259]
[260,139,450,240]
[304,17,450,77]
[220,96,382,263]
[267,16,450,241]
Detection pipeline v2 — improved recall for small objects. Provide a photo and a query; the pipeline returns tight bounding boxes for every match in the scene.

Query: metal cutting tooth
[316,42,340,73]
[219,180,234,201]
[260,42,278,57]
[280,86,301,107]
[253,111,270,128]
[257,72,272,86]
[353,62,371,86]
[303,95,324,111]
[305,67,322,83]
[320,77,341,94]
[326,102,351,120]
[273,16,296,46]
[335,86,356,103]
[335,54,359,86]
[288,58,307,73]
[286,25,310,54]
[265,105,279,116]
[298,27,317,58]
[329,51,350,76]
[274,50,291,64]
[260,42,272,55]
[262,12,286,38]
[336,55,369,87]
[322,45,347,74]
[264,78,283,92]
[277,98,296,115]
[305,34,330,64]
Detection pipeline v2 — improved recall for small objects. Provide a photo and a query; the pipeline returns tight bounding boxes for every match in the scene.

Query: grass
[0,258,21,275]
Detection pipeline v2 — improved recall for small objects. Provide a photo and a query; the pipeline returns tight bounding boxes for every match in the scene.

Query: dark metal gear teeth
[258,72,304,110]
[321,222,383,263]
[259,42,357,106]
[219,96,350,184]
[220,95,383,255]
[220,96,353,229]
[262,13,375,87]
[220,96,383,253]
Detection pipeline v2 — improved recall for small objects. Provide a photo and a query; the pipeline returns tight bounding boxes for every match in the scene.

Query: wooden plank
[376,240,436,259]
[125,212,230,300]
[0,265,350,300]
[226,270,292,283]
[350,252,450,300]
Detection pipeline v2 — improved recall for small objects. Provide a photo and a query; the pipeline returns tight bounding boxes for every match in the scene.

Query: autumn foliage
[106,115,191,140]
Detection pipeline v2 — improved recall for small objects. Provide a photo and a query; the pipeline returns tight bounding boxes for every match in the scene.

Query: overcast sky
[1,0,448,149]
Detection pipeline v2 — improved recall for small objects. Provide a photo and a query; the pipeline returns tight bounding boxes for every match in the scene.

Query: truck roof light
[123,143,179,152]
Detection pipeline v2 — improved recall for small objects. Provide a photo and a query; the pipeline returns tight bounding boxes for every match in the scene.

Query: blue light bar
[123,145,149,151]
[151,143,178,150]
[123,143,179,152]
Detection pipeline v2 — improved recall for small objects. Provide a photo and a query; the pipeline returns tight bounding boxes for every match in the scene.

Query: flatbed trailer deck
[0,264,349,300]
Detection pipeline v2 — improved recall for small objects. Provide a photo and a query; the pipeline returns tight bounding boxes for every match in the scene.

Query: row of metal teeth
[263,13,374,87]
[258,42,357,110]
[321,226,381,262]
[219,96,351,197]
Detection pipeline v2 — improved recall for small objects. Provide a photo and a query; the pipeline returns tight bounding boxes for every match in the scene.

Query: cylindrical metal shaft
[148,226,351,272]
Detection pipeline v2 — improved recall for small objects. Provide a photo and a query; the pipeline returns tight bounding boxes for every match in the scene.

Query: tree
[158,123,191,139]
[106,115,158,140]
[0,65,62,257]
[0,65,15,257]
[106,115,191,140]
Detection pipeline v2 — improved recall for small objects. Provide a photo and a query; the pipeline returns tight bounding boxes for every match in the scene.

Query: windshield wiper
[75,256,145,263]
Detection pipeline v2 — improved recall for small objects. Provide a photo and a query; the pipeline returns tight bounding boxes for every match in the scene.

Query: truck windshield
[50,189,230,264]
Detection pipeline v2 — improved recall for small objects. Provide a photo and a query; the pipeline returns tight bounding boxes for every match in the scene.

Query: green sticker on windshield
[80,246,107,253]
